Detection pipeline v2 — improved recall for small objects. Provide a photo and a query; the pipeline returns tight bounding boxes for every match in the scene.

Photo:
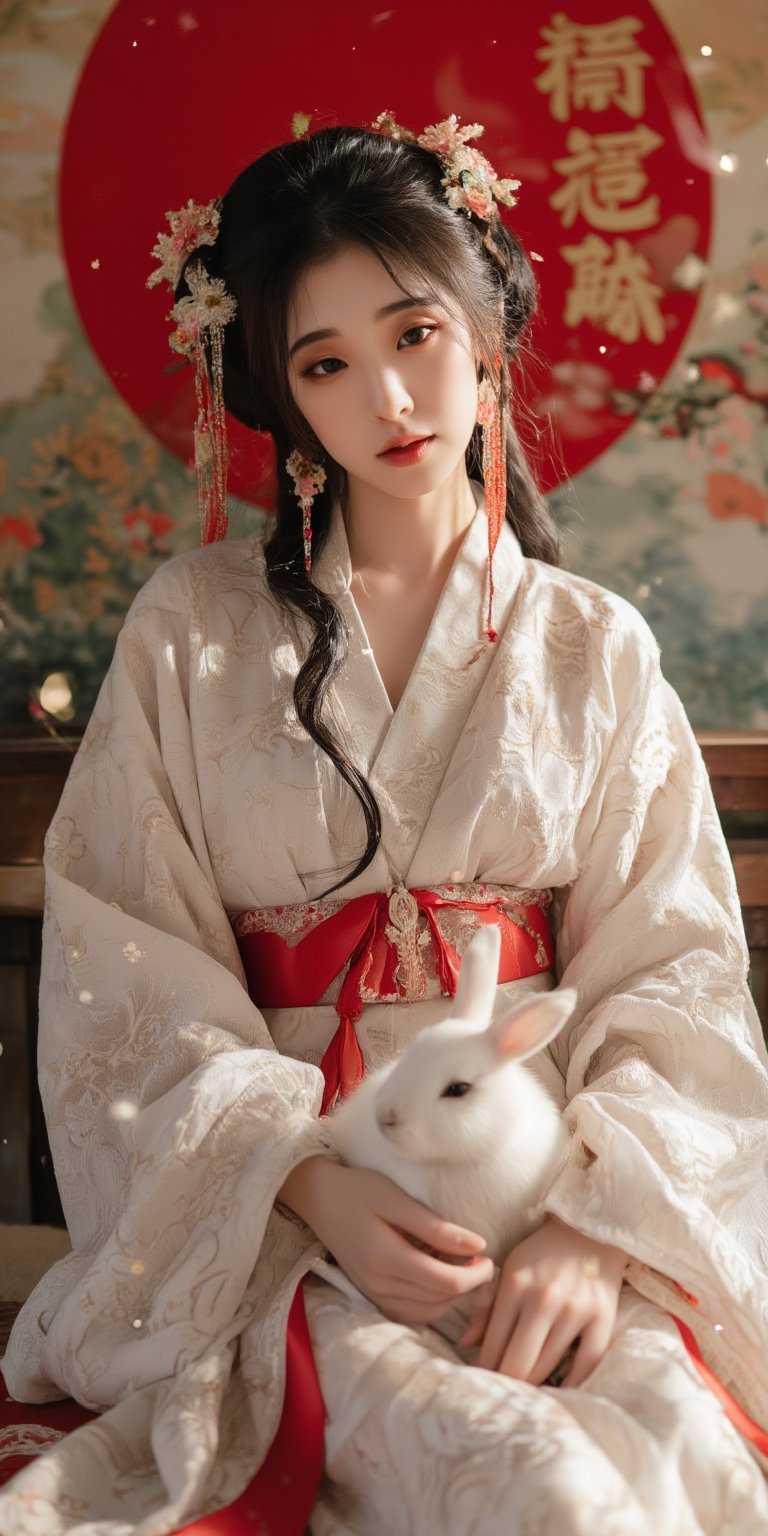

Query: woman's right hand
[277,1155,495,1326]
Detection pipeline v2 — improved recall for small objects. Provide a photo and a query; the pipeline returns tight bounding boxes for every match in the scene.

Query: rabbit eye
[441,1081,472,1098]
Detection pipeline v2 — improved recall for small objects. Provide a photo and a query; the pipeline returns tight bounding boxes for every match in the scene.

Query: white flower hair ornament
[166,264,237,360]
[147,198,236,545]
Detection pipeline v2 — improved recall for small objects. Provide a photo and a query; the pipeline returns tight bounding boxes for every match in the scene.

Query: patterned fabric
[0,1284,325,1531]
[0,1368,96,1489]
[1,482,768,1532]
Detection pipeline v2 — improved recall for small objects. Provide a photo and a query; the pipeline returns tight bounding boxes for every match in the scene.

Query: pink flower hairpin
[372,111,520,224]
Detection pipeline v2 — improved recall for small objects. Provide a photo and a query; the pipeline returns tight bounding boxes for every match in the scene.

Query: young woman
[3,118,768,1535]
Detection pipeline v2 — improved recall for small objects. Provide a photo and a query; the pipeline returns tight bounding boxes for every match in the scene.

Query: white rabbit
[323,923,577,1268]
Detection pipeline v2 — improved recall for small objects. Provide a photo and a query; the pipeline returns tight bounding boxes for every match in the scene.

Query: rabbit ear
[452,924,502,1024]
[488,986,578,1064]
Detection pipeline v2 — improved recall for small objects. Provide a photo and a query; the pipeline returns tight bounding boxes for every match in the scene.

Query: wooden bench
[696,732,768,1027]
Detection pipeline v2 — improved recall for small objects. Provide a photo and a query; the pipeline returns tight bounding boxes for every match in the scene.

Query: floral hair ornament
[148,198,236,545]
[371,112,520,226]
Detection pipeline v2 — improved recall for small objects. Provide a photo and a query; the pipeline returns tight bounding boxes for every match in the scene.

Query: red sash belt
[234,882,554,1114]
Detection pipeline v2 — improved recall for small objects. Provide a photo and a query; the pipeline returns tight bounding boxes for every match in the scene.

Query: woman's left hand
[457,1215,628,1388]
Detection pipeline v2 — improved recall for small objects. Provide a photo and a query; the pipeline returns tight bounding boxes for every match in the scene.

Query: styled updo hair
[181,125,561,896]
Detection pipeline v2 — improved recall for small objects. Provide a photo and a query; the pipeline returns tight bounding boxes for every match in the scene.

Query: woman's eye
[400,324,436,348]
[304,357,346,379]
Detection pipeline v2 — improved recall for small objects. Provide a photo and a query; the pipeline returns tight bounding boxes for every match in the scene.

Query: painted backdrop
[1,0,766,726]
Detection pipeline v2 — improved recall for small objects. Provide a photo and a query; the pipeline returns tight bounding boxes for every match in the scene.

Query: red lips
[377,433,432,455]
[379,433,436,460]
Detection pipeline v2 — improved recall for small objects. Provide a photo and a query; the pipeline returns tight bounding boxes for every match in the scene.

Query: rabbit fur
[323,924,577,1267]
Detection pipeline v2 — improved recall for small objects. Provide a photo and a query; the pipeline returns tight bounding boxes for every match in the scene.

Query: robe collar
[311,481,525,886]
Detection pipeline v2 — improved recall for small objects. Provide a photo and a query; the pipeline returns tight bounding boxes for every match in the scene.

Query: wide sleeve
[2,558,325,1407]
[540,610,768,1409]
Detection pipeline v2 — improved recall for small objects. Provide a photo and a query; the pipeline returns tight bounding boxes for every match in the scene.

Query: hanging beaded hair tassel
[477,349,508,642]
[169,264,236,545]
[286,450,327,574]
[147,201,236,545]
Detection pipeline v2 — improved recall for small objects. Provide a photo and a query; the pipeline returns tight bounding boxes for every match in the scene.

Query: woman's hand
[458,1215,628,1388]
[278,1156,495,1327]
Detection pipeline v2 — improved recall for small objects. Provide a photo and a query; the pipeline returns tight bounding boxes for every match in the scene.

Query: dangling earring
[285,449,327,575]
[476,349,507,643]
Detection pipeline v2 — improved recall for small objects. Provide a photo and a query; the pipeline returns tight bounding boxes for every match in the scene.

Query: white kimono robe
[3,485,768,1535]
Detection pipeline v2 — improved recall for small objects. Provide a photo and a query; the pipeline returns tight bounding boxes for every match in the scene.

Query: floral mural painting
[1,380,197,721]
[550,233,768,725]
[0,0,766,727]
[0,2,205,724]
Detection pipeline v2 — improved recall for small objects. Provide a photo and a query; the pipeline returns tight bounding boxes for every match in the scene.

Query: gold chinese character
[535,13,653,122]
[551,124,663,231]
[561,235,665,344]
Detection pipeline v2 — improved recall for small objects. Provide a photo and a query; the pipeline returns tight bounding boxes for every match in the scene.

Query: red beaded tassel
[477,349,507,642]
[193,322,230,546]
[285,450,327,575]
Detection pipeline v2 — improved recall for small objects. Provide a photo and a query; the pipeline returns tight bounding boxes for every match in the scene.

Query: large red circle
[60,0,712,503]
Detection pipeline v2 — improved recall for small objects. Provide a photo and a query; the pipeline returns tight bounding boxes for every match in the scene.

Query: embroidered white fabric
[2,486,768,1533]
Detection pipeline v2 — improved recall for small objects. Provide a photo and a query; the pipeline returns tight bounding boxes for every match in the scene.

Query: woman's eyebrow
[288,295,435,359]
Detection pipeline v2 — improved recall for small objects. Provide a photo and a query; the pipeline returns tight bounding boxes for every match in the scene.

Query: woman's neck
[341,466,477,584]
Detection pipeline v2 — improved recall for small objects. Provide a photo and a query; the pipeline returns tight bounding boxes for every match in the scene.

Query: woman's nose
[369,366,413,421]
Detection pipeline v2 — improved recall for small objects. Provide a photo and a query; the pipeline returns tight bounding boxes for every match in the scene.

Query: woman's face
[287,243,480,499]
